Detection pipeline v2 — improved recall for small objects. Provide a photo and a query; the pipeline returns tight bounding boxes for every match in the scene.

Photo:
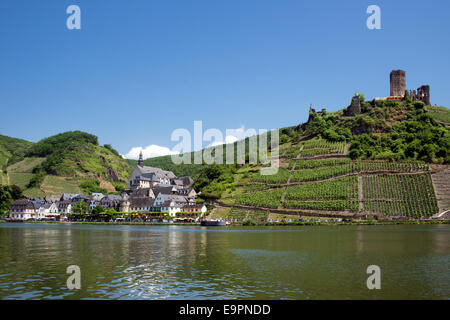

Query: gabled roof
[61,193,79,201]
[134,165,177,180]
[57,200,71,207]
[101,194,123,201]
[10,199,33,207]
[179,176,194,186]
[90,193,105,201]
[178,188,195,196]
[138,173,159,182]
[130,188,154,198]
[157,194,189,204]
[152,185,178,196]
[45,197,60,203]
[130,198,155,208]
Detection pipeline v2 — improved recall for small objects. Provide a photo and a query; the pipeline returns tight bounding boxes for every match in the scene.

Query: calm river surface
[0,223,448,300]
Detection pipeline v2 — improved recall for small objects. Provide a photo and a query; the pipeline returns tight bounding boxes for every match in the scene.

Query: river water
[0,223,448,299]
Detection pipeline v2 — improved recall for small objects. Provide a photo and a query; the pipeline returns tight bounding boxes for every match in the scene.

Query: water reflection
[0,223,448,299]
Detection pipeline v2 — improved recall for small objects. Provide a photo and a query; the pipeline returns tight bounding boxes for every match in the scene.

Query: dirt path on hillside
[434,119,450,126]
[344,143,350,155]
[279,159,297,207]
[358,176,363,211]
[293,154,349,161]
[6,159,10,184]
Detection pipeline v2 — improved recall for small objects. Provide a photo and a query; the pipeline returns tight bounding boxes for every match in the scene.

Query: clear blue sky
[1,0,449,158]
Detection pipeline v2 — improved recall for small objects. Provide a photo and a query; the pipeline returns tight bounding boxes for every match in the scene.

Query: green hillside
[428,106,450,124]
[1,97,448,221]
[0,134,33,184]
[133,130,277,178]
[1,131,133,197]
[141,97,449,221]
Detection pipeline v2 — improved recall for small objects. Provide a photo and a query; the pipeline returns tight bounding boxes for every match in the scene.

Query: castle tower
[390,70,406,97]
[138,151,144,167]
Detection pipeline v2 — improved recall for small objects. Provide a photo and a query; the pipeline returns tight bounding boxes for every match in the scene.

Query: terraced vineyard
[285,176,358,201]
[284,143,303,159]
[295,158,351,169]
[235,188,284,208]
[363,174,439,218]
[247,160,429,184]
[299,139,346,157]
[284,176,359,212]
[224,208,248,222]
[283,139,347,159]
[284,199,359,212]
[248,168,291,184]
[247,210,269,222]
[230,156,439,219]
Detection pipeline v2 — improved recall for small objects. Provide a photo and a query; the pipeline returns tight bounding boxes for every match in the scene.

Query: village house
[159,200,184,217]
[129,198,155,213]
[88,193,105,211]
[36,203,59,220]
[9,199,37,220]
[9,199,60,221]
[71,195,89,207]
[100,194,123,210]
[7,159,202,220]
[57,201,72,214]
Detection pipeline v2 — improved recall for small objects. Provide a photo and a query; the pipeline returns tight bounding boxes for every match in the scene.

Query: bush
[104,144,120,157]
[280,134,289,144]
[80,179,107,194]
[27,171,46,189]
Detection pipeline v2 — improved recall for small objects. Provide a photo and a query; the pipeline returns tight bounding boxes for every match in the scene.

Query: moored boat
[201,220,227,226]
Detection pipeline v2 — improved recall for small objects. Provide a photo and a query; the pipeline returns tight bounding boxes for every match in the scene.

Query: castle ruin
[410,85,430,105]
[343,94,361,116]
[390,70,406,97]
[388,69,430,104]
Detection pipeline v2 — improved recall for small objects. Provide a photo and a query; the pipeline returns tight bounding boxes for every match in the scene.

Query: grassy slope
[428,106,450,123]
[0,135,34,186]
[1,132,133,196]
[0,134,33,167]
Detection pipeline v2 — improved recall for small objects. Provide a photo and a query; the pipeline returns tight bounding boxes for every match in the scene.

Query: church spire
[138,151,144,167]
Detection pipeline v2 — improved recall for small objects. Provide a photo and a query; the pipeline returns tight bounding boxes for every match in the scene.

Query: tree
[91,205,105,215]
[105,208,117,215]
[104,144,120,156]
[0,185,13,214]
[9,185,24,200]
[72,201,89,214]
[280,134,289,144]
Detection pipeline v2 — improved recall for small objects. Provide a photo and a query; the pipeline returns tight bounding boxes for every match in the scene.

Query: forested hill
[0,131,132,197]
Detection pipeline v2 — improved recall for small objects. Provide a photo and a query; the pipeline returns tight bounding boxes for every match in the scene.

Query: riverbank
[241,219,450,226]
[5,219,449,227]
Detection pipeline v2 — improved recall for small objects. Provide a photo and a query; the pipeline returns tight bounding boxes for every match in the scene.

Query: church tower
[138,151,144,167]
